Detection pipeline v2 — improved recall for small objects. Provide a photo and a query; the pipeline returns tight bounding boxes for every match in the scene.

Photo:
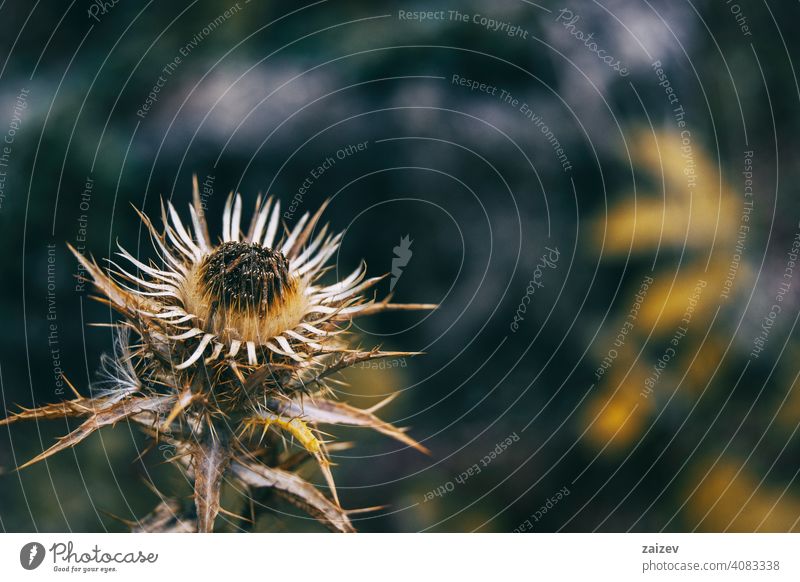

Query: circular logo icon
[19,542,45,570]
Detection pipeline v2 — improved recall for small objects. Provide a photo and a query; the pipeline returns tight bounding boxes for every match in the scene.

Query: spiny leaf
[279,441,354,470]
[272,395,430,454]
[231,458,354,533]
[131,499,196,533]
[17,396,174,470]
[0,399,91,425]
[292,348,423,392]
[192,434,230,533]
[340,300,437,319]
[243,413,340,507]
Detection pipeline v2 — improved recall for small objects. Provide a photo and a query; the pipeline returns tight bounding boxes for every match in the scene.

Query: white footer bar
[1,533,797,581]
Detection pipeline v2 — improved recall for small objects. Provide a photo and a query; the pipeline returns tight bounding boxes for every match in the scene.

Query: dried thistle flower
[2,177,435,532]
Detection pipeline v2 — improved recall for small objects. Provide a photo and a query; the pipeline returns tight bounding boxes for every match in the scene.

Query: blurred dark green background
[1,0,800,532]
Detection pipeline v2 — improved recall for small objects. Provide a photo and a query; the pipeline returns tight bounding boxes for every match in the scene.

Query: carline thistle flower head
[2,177,435,532]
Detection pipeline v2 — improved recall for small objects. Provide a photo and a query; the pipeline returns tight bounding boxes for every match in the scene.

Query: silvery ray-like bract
[2,177,435,532]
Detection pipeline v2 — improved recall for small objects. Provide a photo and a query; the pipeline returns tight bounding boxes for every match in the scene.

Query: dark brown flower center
[201,241,291,313]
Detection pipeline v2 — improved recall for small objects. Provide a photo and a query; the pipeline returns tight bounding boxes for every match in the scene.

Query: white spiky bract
[2,177,435,533]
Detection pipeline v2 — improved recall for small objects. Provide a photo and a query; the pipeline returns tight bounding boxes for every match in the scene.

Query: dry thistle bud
[2,177,435,533]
